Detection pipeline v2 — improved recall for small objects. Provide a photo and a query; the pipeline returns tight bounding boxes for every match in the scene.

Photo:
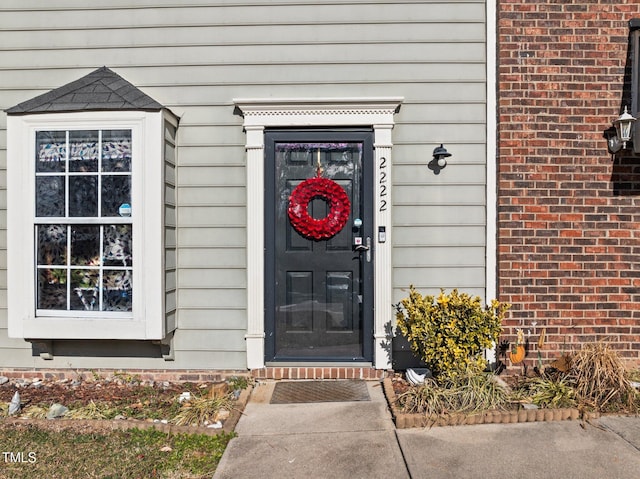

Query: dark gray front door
[265,130,374,362]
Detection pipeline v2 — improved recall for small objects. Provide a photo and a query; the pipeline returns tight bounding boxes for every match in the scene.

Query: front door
[265,130,374,362]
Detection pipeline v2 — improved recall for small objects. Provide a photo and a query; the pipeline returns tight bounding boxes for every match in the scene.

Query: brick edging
[382,377,583,428]
[251,367,388,380]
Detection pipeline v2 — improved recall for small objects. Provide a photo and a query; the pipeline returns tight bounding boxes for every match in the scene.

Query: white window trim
[233,97,403,369]
[486,0,497,303]
[7,111,166,340]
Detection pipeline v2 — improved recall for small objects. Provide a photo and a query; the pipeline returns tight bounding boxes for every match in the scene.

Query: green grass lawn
[0,424,234,479]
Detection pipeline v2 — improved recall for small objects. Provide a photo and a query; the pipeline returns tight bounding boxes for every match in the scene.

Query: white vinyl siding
[0,0,489,369]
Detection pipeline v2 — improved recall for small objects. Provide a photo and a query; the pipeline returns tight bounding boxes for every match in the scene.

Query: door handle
[355,237,372,262]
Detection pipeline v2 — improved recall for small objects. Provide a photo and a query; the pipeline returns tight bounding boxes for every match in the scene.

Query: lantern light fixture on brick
[432,144,451,168]
[611,106,637,151]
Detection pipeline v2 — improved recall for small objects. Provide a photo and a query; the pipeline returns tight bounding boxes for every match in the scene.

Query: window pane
[70,270,99,311]
[102,130,132,172]
[69,130,98,172]
[36,176,65,217]
[69,176,98,217]
[103,270,132,311]
[103,225,132,266]
[101,175,131,217]
[37,225,67,265]
[37,269,67,310]
[36,131,66,173]
[71,225,100,265]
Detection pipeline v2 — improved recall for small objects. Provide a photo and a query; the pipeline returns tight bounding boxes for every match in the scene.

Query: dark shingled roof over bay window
[6,66,163,115]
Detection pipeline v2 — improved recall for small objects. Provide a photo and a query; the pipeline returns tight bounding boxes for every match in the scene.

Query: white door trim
[234,97,403,369]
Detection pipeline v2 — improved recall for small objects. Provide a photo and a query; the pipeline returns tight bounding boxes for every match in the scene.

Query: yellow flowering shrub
[395,287,509,380]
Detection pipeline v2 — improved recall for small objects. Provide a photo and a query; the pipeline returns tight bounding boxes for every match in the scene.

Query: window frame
[7,111,167,340]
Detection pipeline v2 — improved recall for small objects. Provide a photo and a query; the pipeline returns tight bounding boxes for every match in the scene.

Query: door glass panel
[326,272,353,331]
[284,271,313,331]
[272,141,365,360]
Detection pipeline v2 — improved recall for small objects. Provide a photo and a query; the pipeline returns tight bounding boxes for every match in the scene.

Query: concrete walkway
[214,380,640,479]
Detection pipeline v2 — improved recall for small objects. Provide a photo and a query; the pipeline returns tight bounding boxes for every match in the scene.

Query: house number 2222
[379,156,387,212]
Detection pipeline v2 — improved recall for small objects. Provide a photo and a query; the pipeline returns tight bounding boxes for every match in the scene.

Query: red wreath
[288,177,351,240]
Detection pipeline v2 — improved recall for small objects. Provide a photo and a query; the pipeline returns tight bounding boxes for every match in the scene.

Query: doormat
[270,380,371,404]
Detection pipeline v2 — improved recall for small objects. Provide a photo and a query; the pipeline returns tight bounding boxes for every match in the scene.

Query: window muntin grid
[34,129,133,314]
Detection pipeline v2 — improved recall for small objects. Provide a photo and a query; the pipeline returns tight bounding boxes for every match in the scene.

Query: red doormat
[270,380,370,404]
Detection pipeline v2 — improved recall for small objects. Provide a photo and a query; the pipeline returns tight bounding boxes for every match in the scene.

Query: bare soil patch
[0,375,251,433]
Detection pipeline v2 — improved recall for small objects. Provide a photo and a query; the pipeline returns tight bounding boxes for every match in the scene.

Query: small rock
[114,415,127,421]
[178,392,191,403]
[216,409,230,421]
[71,380,82,387]
[207,421,223,429]
[160,419,168,424]
[0,376,9,386]
[31,380,43,388]
[46,403,69,419]
[9,391,21,415]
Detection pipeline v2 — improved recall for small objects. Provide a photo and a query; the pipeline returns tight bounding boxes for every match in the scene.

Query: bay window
[7,110,176,340]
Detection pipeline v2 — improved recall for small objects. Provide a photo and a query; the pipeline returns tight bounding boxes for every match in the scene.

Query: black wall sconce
[431,144,451,170]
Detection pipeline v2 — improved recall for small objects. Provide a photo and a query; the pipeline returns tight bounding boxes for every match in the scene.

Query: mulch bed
[0,377,251,435]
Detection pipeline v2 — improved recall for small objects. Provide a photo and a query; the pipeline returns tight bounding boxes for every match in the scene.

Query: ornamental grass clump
[396,377,450,416]
[568,342,638,413]
[440,371,509,413]
[511,376,577,409]
[395,287,509,380]
[396,370,509,416]
[172,385,236,427]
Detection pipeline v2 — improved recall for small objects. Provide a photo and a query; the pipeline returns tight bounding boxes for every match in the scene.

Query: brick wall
[498,0,640,367]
